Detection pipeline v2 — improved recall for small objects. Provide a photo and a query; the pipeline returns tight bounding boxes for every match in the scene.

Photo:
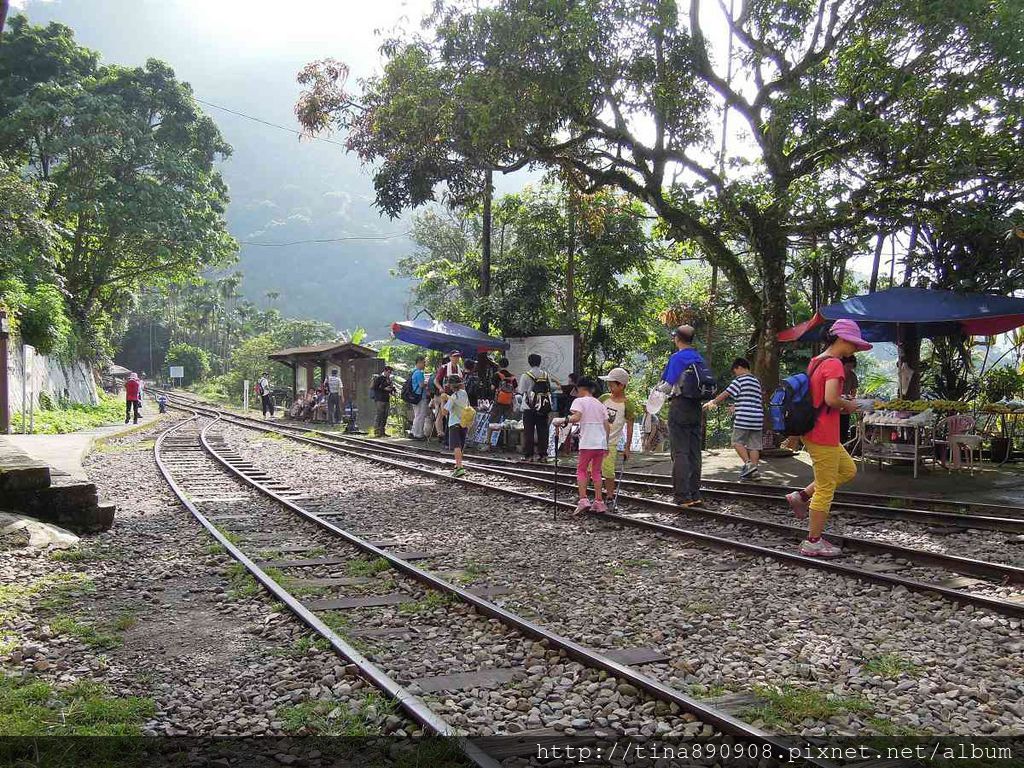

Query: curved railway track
[155,410,821,766]
[161,394,1024,620]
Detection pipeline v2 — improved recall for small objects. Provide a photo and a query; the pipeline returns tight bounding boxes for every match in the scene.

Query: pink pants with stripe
[576,449,606,490]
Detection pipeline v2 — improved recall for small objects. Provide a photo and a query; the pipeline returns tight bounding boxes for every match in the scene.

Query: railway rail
[161,393,1024,621]
[156,409,821,766]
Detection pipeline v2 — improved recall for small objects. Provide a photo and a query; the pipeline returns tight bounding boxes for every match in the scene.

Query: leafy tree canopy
[297,0,1024,386]
[0,15,237,359]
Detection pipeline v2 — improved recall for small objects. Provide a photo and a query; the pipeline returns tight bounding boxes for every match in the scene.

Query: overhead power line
[238,232,411,247]
[194,97,348,147]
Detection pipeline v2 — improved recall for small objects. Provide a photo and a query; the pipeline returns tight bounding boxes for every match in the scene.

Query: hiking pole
[552,419,560,521]
[612,453,627,510]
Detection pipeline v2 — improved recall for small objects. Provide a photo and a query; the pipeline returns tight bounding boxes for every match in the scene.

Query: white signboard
[504,333,576,384]
[169,365,185,379]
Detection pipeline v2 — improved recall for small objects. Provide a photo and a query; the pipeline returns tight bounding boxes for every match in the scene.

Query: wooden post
[0,310,9,434]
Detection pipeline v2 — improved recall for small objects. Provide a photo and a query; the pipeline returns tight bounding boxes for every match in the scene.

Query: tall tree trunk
[0,0,9,39]
[898,336,922,399]
[479,169,492,334]
[565,210,577,330]
[902,222,919,286]
[752,221,788,392]
[868,230,885,293]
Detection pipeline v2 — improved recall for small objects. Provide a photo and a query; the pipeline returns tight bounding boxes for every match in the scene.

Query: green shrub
[12,392,126,434]
[166,342,210,385]
[19,283,72,356]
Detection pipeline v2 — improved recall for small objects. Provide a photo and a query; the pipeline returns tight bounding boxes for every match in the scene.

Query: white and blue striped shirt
[725,374,764,430]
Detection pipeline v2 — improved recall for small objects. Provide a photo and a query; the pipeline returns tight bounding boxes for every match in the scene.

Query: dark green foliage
[0,15,236,360]
[165,342,210,385]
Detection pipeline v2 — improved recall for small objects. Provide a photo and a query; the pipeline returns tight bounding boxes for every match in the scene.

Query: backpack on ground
[400,376,422,405]
[679,360,717,401]
[524,371,552,414]
[768,359,825,436]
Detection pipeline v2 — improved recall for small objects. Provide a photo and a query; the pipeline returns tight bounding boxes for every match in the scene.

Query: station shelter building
[268,341,382,431]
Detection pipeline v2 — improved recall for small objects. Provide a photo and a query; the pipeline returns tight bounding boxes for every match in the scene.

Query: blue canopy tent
[390,318,510,354]
[779,287,1024,397]
[779,287,1024,344]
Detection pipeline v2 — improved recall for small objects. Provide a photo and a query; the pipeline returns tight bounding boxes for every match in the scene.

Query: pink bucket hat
[830,318,872,351]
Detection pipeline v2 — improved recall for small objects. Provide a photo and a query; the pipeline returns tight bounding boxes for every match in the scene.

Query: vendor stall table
[859,409,936,479]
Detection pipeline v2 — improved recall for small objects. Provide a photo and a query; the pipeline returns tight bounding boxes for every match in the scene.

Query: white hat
[599,367,630,386]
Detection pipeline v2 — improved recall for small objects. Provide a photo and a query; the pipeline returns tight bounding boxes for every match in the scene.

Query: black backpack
[679,359,717,401]
[400,376,422,405]
[464,373,481,407]
[525,371,552,414]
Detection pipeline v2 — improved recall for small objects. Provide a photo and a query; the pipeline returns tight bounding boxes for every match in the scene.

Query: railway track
[156,410,819,766]
[161,394,1024,620]
[355,440,1024,533]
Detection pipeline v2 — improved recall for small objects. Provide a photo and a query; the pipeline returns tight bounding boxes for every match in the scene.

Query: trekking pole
[613,453,627,511]
[552,419,559,521]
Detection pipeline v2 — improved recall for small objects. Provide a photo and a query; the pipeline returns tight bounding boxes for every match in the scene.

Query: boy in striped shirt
[703,358,764,479]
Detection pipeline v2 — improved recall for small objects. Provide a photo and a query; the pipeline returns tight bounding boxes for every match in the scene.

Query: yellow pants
[803,439,857,514]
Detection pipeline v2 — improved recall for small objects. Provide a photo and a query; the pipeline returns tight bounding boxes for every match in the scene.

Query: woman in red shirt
[786,319,871,557]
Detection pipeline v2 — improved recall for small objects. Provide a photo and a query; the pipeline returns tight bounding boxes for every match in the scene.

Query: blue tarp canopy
[390,318,510,354]
[779,287,1024,344]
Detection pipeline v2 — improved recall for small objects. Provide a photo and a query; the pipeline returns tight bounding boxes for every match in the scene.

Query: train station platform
[0,414,161,532]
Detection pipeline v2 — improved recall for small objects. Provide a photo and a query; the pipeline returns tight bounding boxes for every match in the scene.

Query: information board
[169,365,184,379]
[504,332,576,384]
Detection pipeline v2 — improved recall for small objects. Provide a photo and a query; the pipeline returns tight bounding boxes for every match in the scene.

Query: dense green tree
[165,342,210,386]
[397,185,664,368]
[297,0,1024,388]
[0,16,237,358]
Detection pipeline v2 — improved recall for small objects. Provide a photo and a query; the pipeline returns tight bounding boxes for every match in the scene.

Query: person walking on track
[124,372,142,424]
[326,368,344,426]
[553,376,609,514]
[371,366,396,437]
[409,356,430,439]
[518,353,559,462]
[599,367,635,509]
[444,374,471,477]
[654,325,713,507]
[704,358,764,479]
[786,319,871,558]
[257,371,275,419]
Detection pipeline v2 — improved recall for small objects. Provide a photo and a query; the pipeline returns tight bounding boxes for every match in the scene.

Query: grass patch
[113,611,138,632]
[684,600,716,614]
[277,691,395,737]
[11,393,127,435]
[225,563,262,600]
[398,592,451,615]
[0,673,155,737]
[47,548,108,563]
[49,617,121,651]
[866,715,921,737]
[886,497,908,509]
[346,557,391,577]
[743,685,872,728]
[863,653,922,679]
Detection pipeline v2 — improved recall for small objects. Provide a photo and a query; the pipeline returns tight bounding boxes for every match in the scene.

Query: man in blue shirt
[410,356,430,439]
[655,325,706,506]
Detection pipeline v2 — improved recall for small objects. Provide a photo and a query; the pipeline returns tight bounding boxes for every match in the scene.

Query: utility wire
[238,232,411,247]
[194,97,348,147]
